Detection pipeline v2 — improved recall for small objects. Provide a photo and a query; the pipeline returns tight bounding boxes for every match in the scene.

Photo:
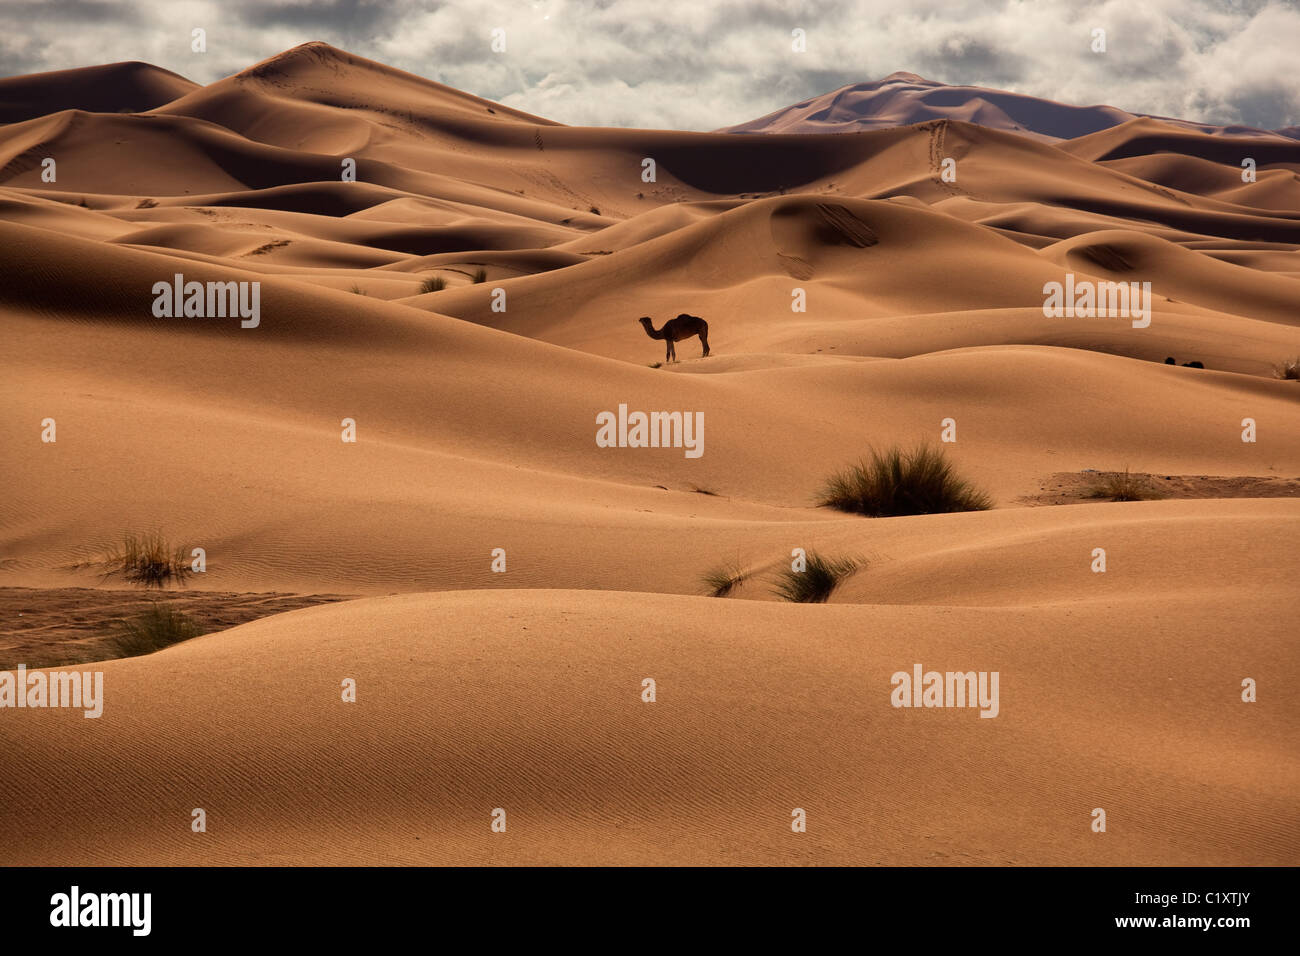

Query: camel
[638,314,709,363]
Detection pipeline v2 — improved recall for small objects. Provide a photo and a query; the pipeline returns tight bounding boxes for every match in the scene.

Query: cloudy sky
[2,0,1298,130]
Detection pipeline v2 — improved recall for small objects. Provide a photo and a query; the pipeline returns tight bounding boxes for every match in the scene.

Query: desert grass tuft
[773,551,860,603]
[349,283,368,296]
[109,532,191,588]
[420,275,445,294]
[701,560,751,598]
[818,444,993,517]
[1084,467,1159,502]
[472,267,488,284]
[1274,357,1300,381]
[106,603,203,659]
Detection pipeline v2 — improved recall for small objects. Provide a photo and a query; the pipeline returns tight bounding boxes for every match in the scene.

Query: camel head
[637,316,653,327]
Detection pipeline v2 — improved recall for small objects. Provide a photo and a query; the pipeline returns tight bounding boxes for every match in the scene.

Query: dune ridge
[1,43,1296,866]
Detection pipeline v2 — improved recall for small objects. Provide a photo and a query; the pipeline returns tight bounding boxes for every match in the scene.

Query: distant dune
[1,42,1297,866]
[718,71,1299,143]
[0,61,198,124]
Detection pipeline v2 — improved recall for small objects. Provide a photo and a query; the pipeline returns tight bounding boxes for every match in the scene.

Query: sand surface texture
[2,44,1297,865]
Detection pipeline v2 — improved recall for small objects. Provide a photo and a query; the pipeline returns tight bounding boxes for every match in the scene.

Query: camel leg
[699,329,709,357]
[666,340,674,363]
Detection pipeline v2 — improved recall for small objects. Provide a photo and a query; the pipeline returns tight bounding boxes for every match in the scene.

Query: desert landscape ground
[0,42,1297,866]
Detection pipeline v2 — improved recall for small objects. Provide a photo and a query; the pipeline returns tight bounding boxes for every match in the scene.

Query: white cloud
[2,0,1296,130]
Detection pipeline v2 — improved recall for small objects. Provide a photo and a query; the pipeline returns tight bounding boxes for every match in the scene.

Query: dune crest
[2,45,1297,867]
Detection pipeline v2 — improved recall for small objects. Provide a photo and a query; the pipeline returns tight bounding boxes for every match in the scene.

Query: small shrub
[818,445,993,517]
[1084,467,1158,502]
[773,552,860,603]
[589,205,601,215]
[349,283,368,296]
[701,560,750,598]
[110,532,191,588]
[1275,357,1300,381]
[136,198,159,209]
[472,267,487,284]
[420,276,445,294]
[106,603,203,659]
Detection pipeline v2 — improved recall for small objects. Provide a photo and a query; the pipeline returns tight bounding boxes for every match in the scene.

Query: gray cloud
[915,35,1026,87]
[1,0,1297,130]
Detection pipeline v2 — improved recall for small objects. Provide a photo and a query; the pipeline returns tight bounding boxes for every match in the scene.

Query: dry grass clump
[1084,467,1160,502]
[1274,357,1300,380]
[773,551,861,603]
[109,532,191,588]
[106,603,203,658]
[701,560,751,598]
[818,445,992,517]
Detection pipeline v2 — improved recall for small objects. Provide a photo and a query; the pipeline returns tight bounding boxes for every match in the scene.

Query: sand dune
[719,71,1297,143]
[0,61,197,125]
[2,588,1294,866]
[1,42,1297,866]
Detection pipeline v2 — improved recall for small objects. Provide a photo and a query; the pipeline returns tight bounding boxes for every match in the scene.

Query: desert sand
[0,43,1297,865]
[719,70,1300,142]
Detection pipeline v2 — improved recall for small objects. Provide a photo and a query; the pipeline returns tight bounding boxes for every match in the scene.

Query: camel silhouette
[638,314,709,363]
